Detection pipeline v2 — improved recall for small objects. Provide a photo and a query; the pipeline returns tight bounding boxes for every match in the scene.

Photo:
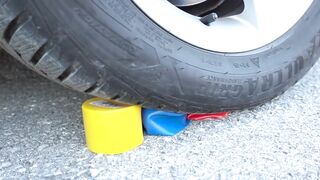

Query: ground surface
[0,50,320,179]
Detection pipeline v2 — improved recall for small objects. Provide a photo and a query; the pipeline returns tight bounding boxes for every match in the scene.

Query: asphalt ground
[0,50,320,179]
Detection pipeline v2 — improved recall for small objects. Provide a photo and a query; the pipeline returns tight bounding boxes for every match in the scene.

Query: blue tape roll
[142,109,190,136]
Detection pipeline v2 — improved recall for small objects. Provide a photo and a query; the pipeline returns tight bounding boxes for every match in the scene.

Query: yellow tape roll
[82,98,144,154]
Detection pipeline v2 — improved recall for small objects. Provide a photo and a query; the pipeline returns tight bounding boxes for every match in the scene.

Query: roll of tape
[142,109,190,136]
[82,98,143,154]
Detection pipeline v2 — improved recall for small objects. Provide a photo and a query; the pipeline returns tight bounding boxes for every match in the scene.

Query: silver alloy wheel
[133,0,313,52]
[168,0,207,7]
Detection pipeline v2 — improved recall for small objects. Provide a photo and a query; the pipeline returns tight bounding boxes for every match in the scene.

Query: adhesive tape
[82,98,143,154]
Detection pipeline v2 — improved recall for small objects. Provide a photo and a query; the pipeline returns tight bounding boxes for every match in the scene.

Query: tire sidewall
[34,0,320,111]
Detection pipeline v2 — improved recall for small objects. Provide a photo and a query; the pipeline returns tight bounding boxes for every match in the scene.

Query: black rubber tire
[0,0,319,113]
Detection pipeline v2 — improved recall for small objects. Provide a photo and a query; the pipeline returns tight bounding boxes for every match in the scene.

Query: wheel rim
[132,0,314,52]
[168,0,207,7]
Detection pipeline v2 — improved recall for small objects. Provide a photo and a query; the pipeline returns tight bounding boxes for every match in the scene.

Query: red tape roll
[187,112,229,121]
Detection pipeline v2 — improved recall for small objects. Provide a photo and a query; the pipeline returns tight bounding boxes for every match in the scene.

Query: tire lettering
[247,78,259,96]
[274,70,283,87]
[261,74,273,92]
[199,82,243,99]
